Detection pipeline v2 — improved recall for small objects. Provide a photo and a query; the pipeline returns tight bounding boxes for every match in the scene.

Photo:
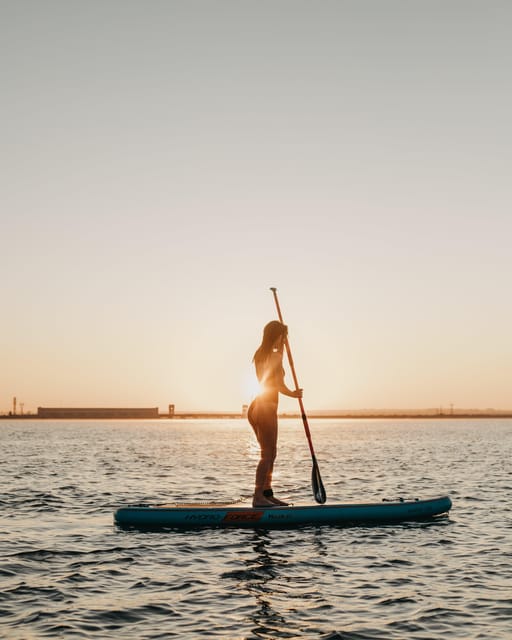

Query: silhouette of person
[248,321,302,507]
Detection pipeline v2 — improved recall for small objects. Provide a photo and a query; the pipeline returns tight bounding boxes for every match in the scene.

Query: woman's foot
[252,496,277,508]
[260,488,289,507]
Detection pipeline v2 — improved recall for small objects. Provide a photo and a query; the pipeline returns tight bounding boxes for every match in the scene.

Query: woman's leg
[248,402,278,506]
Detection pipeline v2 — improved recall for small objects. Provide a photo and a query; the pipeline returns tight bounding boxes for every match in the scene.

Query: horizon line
[2,406,512,420]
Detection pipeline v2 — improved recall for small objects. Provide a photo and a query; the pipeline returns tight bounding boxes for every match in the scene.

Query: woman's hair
[253,320,287,365]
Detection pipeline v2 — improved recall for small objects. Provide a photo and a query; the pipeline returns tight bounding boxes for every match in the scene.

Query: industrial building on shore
[34,405,245,419]
[37,407,160,419]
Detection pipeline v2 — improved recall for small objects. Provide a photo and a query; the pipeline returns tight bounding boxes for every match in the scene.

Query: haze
[1,1,511,414]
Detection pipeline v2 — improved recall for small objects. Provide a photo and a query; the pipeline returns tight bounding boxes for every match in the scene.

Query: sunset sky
[2,1,511,414]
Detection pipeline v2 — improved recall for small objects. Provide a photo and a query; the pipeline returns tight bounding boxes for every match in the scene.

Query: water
[1,418,511,639]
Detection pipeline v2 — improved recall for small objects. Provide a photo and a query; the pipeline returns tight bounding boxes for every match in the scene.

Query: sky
[1,1,511,414]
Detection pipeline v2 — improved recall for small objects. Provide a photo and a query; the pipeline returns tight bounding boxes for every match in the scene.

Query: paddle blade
[312,456,327,504]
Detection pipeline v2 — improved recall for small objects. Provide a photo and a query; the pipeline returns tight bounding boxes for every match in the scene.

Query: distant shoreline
[2,412,512,420]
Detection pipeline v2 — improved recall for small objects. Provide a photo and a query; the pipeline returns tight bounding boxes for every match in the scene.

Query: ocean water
[1,418,511,639]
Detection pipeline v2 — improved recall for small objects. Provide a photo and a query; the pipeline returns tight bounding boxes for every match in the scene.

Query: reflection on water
[1,418,511,639]
[221,531,289,637]
[245,532,288,638]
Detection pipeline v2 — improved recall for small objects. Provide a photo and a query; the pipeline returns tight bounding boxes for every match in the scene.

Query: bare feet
[253,489,290,507]
[252,496,276,508]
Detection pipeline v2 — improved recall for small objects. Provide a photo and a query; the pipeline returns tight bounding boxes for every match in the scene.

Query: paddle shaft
[270,288,326,503]
[270,288,316,459]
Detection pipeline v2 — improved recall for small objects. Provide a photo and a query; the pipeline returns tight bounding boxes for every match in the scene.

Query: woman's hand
[294,388,303,399]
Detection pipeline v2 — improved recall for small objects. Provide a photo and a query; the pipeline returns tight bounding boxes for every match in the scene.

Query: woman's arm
[279,383,303,399]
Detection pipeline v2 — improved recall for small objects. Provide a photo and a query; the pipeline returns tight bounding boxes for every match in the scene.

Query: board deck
[114,495,452,529]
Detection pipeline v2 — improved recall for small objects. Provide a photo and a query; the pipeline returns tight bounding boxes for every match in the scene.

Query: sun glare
[243,369,261,402]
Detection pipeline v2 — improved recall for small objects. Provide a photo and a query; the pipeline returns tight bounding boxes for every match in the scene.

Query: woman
[248,320,303,507]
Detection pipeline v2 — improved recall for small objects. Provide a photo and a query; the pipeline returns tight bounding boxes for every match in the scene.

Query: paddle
[270,287,327,504]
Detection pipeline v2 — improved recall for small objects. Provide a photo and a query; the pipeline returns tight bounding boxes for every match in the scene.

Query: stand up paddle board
[114,495,451,529]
